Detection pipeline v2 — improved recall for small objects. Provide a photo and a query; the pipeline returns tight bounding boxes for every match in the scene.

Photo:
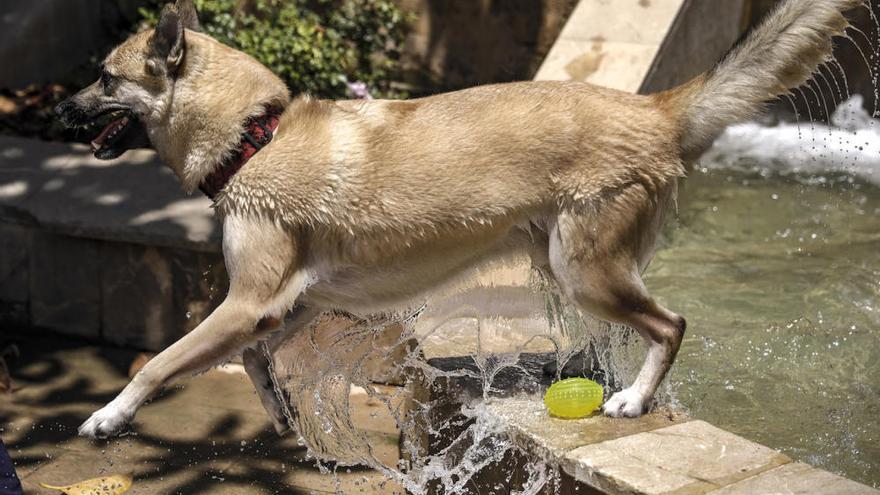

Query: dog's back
[220,81,683,237]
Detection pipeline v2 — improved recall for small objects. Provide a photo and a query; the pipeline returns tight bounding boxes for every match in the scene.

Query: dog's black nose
[54,99,87,127]
[54,100,72,118]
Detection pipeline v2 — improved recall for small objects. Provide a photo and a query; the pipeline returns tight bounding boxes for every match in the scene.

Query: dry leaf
[39,474,132,495]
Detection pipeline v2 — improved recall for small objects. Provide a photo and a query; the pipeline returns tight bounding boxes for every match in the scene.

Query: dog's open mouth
[89,110,149,160]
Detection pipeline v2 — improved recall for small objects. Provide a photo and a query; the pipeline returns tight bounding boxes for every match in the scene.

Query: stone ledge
[0,136,219,253]
[484,397,687,461]
[485,397,879,495]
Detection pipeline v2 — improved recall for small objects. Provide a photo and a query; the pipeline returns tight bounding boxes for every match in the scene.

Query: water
[655,99,880,487]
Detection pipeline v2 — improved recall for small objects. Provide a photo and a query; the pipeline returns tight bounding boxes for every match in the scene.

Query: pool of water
[647,163,880,486]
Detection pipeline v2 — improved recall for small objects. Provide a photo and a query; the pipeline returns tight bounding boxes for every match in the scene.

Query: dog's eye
[100,70,114,92]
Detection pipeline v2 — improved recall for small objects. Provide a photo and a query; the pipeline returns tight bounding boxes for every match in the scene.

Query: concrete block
[534,0,683,92]
[0,224,30,301]
[29,232,100,339]
[565,420,790,494]
[396,0,578,90]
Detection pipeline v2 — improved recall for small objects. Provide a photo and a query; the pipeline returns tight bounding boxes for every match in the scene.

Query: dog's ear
[152,3,187,74]
[175,0,201,32]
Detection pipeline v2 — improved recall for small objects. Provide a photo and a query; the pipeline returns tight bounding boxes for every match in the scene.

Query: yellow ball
[543,377,604,419]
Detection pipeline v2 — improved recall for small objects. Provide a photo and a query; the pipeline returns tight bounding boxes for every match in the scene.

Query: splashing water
[702,95,880,184]
[264,259,646,493]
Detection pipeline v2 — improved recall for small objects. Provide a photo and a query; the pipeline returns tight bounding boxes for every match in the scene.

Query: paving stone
[21,448,236,495]
[710,462,880,495]
[133,394,273,445]
[564,420,791,495]
[28,232,101,338]
[225,430,404,495]
[2,337,404,494]
[159,366,270,417]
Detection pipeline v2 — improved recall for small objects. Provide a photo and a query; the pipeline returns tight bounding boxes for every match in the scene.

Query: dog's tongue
[91,116,129,152]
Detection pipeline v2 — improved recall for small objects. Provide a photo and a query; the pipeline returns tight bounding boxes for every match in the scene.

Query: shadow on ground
[0,332,403,494]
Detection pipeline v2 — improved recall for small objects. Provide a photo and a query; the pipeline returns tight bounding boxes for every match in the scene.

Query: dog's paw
[602,388,647,418]
[78,404,132,439]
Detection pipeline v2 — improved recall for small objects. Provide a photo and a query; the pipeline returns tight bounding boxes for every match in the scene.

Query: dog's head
[54,0,201,160]
[56,0,289,190]
[55,0,199,160]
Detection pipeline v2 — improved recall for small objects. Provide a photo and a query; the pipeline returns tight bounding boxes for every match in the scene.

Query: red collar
[199,108,282,199]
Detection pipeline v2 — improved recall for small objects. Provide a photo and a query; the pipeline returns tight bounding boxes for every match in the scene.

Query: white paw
[602,388,648,418]
[78,404,132,439]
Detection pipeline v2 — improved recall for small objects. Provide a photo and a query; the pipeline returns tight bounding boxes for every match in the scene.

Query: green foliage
[137,0,409,98]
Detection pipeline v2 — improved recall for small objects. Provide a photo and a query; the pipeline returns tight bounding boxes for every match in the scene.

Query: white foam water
[702,95,880,185]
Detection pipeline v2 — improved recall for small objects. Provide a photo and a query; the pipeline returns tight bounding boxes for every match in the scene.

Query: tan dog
[56,0,861,439]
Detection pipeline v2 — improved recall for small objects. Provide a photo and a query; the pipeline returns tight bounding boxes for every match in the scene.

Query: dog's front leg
[79,214,308,438]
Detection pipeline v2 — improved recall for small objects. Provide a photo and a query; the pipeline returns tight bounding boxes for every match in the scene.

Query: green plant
[137,0,409,98]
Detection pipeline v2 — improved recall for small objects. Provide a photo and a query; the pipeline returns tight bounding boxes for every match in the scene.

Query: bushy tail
[668,0,863,155]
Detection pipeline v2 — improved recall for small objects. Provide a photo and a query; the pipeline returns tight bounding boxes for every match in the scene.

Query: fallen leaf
[39,474,133,495]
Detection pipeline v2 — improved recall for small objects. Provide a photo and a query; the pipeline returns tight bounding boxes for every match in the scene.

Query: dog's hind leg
[242,305,321,436]
[548,198,685,417]
[79,214,309,438]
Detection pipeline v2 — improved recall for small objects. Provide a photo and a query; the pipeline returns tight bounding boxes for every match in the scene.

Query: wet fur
[59,0,862,439]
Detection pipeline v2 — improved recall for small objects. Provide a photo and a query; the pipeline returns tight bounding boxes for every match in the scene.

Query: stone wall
[0,222,225,351]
